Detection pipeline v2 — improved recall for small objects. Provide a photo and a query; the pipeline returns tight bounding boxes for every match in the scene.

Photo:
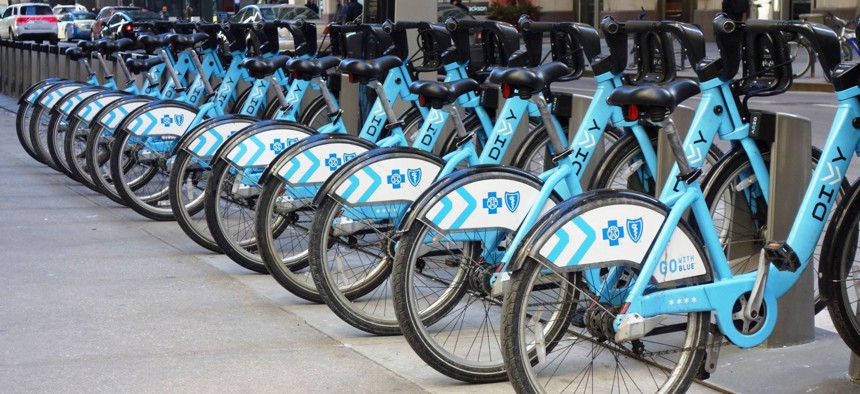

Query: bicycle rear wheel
[503,257,709,393]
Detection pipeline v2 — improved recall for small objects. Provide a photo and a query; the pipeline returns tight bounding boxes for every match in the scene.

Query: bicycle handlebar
[381,20,428,34]
[518,15,601,64]
[716,15,841,78]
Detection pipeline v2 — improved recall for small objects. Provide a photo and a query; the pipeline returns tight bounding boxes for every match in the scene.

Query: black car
[100,9,160,40]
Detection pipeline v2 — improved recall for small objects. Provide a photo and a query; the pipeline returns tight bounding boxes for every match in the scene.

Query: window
[2,8,11,19]
[21,6,53,16]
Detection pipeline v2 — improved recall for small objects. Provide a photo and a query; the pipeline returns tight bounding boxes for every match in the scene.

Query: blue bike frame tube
[773,87,860,297]
[477,97,530,164]
[212,52,245,110]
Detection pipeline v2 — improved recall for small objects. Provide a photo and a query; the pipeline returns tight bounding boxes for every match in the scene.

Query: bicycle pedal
[763,241,801,272]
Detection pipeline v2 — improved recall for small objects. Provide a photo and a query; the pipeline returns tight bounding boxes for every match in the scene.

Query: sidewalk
[0,92,856,393]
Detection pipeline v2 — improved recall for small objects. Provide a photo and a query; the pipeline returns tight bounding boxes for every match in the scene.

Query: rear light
[418,95,426,107]
[293,71,299,79]
[624,104,639,122]
[17,16,58,24]
[476,31,482,41]
[501,83,513,99]
[348,73,355,83]
[125,24,132,32]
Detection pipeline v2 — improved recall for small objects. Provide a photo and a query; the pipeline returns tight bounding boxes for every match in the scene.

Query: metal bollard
[14,43,23,98]
[339,73,361,136]
[1,41,7,95]
[764,111,814,347]
[655,105,695,192]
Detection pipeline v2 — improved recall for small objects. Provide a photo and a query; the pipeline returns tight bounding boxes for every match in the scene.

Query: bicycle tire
[588,132,723,195]
[256,109,425,292]
[305,113,484,330]
[169,116,257,253]
[820,179,860,355]
[109,128,170,219]
[46,104,79,181]
[391,169,564,383]
[701,145,845,314]
[502,192,710,393]
[16,101,44,163]
[63,116,100,192]
[789,38,813,78]
[29,103,63,171]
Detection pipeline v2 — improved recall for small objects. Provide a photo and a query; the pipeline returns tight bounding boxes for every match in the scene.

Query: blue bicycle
[500,15,855,393]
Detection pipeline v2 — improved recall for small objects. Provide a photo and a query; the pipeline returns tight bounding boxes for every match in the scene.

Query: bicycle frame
[607,83,860,349]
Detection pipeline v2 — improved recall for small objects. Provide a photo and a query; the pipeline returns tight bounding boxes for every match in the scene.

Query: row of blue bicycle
[15,11,860,393]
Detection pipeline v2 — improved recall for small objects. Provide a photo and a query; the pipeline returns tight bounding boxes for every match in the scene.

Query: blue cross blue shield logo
[286,138,299,146]
[504,191,520,213]
[407,168,422,187]
[626,217,643,243]
[326,153,342,171]
[343,152,357,163]
[387,169,404,189]
[602,220,625,247]
[482,192,501,214]
[174,114,185,126]
[160,114,173,127]
[269,138,287,154]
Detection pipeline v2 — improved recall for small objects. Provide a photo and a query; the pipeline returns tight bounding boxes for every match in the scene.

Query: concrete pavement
[0,91,858,393]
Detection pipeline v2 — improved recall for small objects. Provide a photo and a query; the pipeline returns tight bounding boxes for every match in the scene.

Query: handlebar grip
[332,23,362,33]
[445,17,489,32]
[382,20,425,34]
[518,15,558,32]
[714,14,737,34]
[174,21,196,30]
[600,16,621,35]
[224,22,254,31]
[622,19,662,33]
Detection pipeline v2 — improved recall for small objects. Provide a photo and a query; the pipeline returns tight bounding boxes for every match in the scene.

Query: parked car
[0,3,58,44]
[53,4,88,16]
[232,4,325,52]
[99,9,160,40]
[57,11,95,42]
[90,6,139,40]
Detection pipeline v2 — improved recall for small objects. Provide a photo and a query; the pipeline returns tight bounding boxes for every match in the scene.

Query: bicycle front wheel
[788,38,813,78]
[820,180,860,355]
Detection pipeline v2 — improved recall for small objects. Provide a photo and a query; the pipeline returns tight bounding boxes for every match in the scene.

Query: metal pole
[764,112,814,347]
[655,105,695,192]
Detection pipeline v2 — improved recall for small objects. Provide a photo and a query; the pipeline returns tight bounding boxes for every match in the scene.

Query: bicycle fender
[213,120,317,169]
[312,147,445,207]
[54,86,106,118]
[819,179,860,302]
[70,90,129,123]
[20,78,67,105]
[35,82,87,111]
[120,100,199,137]
[260,134,376,186]
[171,114,256,157]
[397,166,558,234]
[509,189,712,286]
[93,95,156,130]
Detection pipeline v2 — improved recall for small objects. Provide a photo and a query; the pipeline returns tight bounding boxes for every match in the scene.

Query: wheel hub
[584,303,619,341]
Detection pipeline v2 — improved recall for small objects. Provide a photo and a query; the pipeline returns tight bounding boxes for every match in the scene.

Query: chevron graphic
[498,115,515,137]
[578,129,597,149]
[27,86,48,104]
[297,150,321,183]
[340,173,362,201]
[358,167,382,203]
[240,136,267,167]
[450,188,477,229]
[821,162,842,186]
[686,146,702,164]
